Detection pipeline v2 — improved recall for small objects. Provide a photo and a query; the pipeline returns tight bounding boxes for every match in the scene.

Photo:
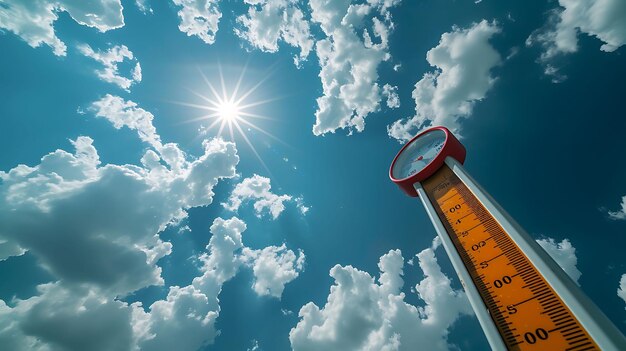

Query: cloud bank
[0,94,305,350]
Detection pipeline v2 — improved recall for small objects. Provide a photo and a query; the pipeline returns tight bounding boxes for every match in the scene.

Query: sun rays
[174,64,287,174]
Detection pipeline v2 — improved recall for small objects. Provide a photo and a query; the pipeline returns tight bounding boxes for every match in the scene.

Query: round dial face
[392,129,446,180]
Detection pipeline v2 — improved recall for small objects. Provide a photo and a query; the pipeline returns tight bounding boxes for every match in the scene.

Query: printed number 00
[524,328,548,344]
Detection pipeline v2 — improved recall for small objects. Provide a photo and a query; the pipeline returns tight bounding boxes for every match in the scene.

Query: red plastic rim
[389,126,466,197]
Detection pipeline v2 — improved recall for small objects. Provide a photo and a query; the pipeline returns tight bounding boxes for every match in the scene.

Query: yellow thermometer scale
[389,127,626,350]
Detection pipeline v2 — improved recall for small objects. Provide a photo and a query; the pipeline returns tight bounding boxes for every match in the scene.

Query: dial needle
[411,156,424,163]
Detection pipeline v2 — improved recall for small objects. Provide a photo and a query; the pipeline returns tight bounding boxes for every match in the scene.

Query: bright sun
[217,100,240,122]
[176,65,285,173]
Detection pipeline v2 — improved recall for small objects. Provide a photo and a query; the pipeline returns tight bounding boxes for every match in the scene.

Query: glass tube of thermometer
[389,126,626,351]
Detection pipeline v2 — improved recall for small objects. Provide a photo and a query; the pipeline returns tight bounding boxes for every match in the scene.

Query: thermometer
[389,126,626,351]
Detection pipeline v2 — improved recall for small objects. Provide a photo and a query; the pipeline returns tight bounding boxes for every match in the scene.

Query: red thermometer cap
[389,126,466,197]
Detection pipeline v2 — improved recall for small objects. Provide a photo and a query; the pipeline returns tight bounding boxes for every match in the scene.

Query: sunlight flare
[175,64,288,174]
[217,100,240,122]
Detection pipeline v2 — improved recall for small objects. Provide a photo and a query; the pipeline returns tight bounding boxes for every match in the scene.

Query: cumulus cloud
[192,217,247,298]
[91,94,162,149]
[135,285,218,351]
[618,274,626,309]
[78,44,142,91]
[0,96,239,295]
[536,237,582,284]
[135,217,304,349]
[0,91,310,349]
[608,195,626,220]
[0,187,303,351]
[0,91,308,349]
[387,20,501,142]
[310,0,401,135]
[0,283,136,351]
[0,217,291,351]
[235,0,314,67]
[242,244,305,298]
[135,217,246,351]
[289,240,473,350]
[223,174,305,219]
[0,0,124,56]
[232,0,401,134]
[172,0,221,44]
[526,0,626,81]
[382,83,400,108]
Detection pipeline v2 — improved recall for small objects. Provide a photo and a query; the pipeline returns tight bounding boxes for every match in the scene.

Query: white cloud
[0,301,39,350]
[172,0,221,44]
[387,20,501,142]
[242,244,305,298]
[53,0,125,32]
[236,0,314,67]
[0,217,250,351]
[136,217,304,349]
[136,0,153,14]
[0,95,240,295]
[618,274,626,309]
[78,44,142,91]
[91,95,246,210]
[310,0,400,135]
[295,196,310,215]
[0,214,303,351]
[608,195,626,220]
[134,217,246,351]
[382,83,400,108]
[135,285,218,351]
[526,0,626,81]
[536,237,582,284]
[132,62,143,81]
[192,217,247,298]
[289,240,473,350]
[0,0,124,56]
[0,282,137,351]
[223,174,302,219]
[0,94,308,349]
[232,0,401,134]
[0,137,163,294]
[90,94,161,149]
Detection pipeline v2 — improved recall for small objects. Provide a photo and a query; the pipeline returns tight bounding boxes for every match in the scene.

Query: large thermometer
[389,126,626,350]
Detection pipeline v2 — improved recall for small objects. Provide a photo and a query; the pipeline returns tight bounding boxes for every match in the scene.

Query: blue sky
[1,0,626,350]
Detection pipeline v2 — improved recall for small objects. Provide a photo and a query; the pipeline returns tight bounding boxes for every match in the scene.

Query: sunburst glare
[216,100,240,122]
[174,64,287,174]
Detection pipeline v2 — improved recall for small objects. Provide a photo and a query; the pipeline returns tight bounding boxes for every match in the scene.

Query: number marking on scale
[422,165,598,351]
